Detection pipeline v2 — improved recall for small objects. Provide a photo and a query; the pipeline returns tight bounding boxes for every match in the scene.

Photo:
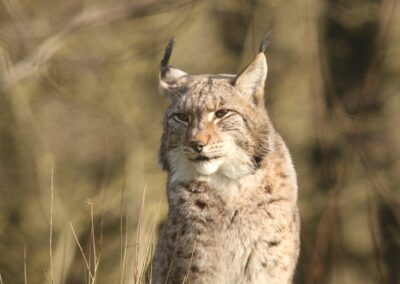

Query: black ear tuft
[160,38,175,77]
[258,31,272,53]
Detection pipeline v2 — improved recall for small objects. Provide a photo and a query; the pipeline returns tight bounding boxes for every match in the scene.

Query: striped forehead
[181,77,233,112]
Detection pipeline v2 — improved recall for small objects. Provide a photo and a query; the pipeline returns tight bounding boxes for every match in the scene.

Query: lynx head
[159,34,275,182]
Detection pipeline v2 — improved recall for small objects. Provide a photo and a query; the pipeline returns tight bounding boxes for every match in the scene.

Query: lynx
[152,34,300,284]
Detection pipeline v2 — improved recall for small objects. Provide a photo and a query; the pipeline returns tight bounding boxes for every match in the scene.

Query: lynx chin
[152,33,300,284]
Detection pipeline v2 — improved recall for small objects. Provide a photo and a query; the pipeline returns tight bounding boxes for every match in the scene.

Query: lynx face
[166,77,264,180]
[159,45,274,182]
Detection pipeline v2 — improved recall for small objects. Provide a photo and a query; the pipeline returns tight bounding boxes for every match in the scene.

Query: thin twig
[367,193,386,283]
[2,0,35,50]
[87,199,99,284]
[358,148,400,222]
[24,243,27,284]
[0,0,198,91]
[121,213,129,284]
[139,198,161,284]
[70,222,94,282]
[119,178,126,284]
[134,185,146,283]
[49,163,54,284]
[147,199,163,284]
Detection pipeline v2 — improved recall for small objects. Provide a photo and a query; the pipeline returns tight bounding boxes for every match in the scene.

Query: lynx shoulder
[152,34,300,284]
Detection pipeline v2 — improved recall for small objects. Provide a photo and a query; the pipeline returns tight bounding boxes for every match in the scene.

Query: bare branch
[0,1,197,91]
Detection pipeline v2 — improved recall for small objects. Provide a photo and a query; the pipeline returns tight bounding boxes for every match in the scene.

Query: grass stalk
[134,185,146,283]
[24,244,27,284]
[70,222,94,282]
[49,163,54,284]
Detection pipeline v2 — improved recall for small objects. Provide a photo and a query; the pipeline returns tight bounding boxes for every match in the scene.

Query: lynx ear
[234,53,268,104]
[159,38,188,98]
[233,32,271,104]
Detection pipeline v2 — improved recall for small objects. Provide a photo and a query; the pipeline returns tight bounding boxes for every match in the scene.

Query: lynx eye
[174,113,190,123]
[215,109,230,119]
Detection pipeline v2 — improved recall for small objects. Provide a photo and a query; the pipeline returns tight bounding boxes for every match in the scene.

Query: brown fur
[152,37,300,284]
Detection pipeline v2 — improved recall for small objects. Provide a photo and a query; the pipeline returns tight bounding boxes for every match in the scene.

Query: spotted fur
[152,35,300,284]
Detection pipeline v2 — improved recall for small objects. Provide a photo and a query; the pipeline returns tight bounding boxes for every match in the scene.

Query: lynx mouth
[187,155,225,175]
[191,155,221,162]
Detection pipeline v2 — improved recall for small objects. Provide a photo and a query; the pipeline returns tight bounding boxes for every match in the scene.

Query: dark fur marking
[230,210,239,224]
[267,240,281,247]
[191,265,200,273]
[277,172,289,179]
[192,216,208,226]
[176,248,183,257]
[196,227,206,234]
[253,155,263,169]
[195,85,207,117]
[160,38,174,77]
[264,185,272,194]
[206,216,214,224]
[171,215,179,225]
[170,231,177,242]
[180,224,188,236]
[268,197,289,204]
[240,119,271,162]
[178,197,186,205]
[244,248,255,274]
[195,199,207,209]
[259,31,272,53]
[266,211,274,219]
[182,181,207,193]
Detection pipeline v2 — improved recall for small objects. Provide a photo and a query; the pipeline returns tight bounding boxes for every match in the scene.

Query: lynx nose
[189,141,204,153]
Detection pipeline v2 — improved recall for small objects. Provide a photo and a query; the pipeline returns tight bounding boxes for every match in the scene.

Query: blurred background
[0,0,399,283]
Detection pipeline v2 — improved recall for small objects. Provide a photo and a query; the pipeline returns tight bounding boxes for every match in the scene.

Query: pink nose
[189,140,204,153]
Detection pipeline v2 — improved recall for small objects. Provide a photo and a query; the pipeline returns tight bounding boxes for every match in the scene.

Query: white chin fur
[192,158,224,175]
[167,143,254,183]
